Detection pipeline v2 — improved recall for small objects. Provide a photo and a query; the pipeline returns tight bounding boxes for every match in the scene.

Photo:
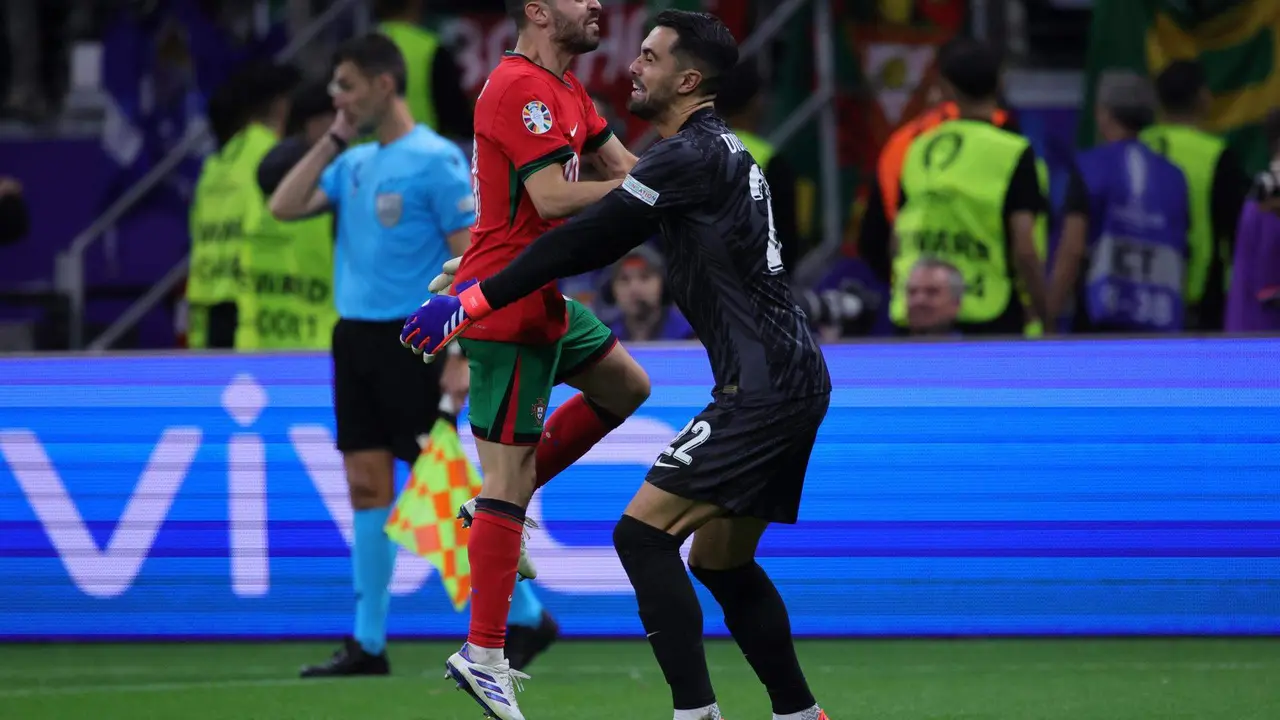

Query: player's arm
[269,132,345,220]
[523,165,623,219]
[475,138,704,310]
[488,81,621,220]
[1006,146,1050,324]
[1046,166,1090,325]
[578,84,635,179]
[586,134,638,180]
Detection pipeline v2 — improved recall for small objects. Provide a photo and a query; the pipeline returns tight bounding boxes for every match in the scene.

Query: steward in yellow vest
[375,0,473,139]
[188,63,300,348]
[246,80,341,350]
[1141,60,1252,330]
[188,140,248,349]
[890,39,1049,336]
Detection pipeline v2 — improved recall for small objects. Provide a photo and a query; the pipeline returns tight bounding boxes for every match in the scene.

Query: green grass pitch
[0,639,1277,719]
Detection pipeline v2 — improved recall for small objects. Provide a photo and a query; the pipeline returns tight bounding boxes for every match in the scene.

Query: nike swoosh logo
[570,123,579,137]
[654,459,679,469]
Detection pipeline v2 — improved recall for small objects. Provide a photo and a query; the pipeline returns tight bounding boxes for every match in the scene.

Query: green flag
[1078,0,1278,173]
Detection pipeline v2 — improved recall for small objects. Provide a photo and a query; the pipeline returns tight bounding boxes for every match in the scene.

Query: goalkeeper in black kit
[401,11,832,720]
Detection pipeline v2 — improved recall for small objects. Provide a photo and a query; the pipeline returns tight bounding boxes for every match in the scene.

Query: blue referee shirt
[320,125,475,321]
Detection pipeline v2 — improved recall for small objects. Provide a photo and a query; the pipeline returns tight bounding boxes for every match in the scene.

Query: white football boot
[457,497,538,580]
[445,644,530,720]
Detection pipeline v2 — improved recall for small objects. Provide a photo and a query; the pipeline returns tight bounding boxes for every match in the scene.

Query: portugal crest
[532,397,548,424]
[522,100,553,135]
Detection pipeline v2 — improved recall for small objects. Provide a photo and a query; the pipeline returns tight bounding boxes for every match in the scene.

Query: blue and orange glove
[400,280,494,363]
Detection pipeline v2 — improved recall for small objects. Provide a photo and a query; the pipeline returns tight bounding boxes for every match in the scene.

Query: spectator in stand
[0,177,29,246]
[605,246,695,342]
[1048,71,1189,334]
[905,258,963,336]
[1226,110,1280,333]
[859,38,1016,286]
[374,0,474,140]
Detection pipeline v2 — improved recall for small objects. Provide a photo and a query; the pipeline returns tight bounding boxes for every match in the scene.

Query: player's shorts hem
[470,424,541,446]
[644,477,801,524]
[555,332,618,384]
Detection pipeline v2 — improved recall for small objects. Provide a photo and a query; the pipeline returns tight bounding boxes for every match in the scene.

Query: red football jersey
[457,53,613,344]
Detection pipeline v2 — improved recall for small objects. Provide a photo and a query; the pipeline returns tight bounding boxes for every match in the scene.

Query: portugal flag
[1077,0,1279,173]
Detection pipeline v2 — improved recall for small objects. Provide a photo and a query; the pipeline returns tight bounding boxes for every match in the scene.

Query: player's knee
[624,367,652,411]
[612,514,680,560]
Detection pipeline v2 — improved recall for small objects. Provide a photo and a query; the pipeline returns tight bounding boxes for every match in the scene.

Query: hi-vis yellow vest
[1139,123,1228,302]
[188,130,262,347]
[892,120,1029,327]
[232,127,338,351]
[735,129,775,169]
[380,21,439,131]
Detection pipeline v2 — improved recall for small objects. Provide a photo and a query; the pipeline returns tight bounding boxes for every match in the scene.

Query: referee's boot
[299,636,390,678]
[458,497,538,580]
[505,609,559,672]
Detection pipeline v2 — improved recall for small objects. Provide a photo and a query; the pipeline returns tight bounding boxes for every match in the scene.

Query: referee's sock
[507,577,544,628]
[466,498,526,663]
[691,562,816,715]
[613,515,717,711]
[352,507,396,656]
[535,394,625,489]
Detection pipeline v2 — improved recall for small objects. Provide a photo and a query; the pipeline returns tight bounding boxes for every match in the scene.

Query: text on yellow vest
[892,119,1031,326]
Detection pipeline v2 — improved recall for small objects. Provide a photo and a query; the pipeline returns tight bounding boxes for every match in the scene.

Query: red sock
[535,393,625,489]
[466,500,525,649]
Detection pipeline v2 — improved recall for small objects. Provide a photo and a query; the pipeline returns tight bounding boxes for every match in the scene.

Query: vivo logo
[0,374,683,599]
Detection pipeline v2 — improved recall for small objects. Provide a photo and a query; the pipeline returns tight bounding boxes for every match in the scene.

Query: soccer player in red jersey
[437,2,650,717]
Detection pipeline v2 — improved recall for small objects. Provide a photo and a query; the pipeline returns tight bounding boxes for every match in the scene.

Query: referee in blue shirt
[269,34,473,676]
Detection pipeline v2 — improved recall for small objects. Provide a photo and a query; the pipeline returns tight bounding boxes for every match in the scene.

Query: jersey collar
[504,51,572,88]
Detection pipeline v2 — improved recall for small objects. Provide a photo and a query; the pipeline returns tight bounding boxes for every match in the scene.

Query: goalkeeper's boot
[445,644,529,720]
[458,497,538,580]
[506,609,559,671]
[299,636,390,678]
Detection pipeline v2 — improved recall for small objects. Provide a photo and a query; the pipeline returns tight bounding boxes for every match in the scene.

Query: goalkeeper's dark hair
[333,33,408,95]
[654,10,739,98]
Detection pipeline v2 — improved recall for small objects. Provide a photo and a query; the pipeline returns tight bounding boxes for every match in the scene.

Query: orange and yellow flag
[385,418,483,611]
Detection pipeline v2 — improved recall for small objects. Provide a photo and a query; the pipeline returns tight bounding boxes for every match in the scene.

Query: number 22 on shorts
[654,418,712,468]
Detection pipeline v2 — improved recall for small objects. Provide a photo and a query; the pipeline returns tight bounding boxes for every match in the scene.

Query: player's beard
[551,8,600,54]
[627,83,668,121]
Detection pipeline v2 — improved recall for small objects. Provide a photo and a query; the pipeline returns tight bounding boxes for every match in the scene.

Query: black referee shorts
[332,318,442,463]
[644,393,830,524]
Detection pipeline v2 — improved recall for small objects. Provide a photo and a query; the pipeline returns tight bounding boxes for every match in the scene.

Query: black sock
[691,562,815,715]
[613,515,716,710]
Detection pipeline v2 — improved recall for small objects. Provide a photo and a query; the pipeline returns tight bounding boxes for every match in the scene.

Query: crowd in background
[2,0,1280,352]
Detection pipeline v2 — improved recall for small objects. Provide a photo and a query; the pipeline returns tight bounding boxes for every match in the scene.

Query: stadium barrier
[2,338,1278,639]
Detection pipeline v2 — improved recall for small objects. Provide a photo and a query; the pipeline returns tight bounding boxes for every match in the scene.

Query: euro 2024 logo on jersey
[522,100,553,135]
